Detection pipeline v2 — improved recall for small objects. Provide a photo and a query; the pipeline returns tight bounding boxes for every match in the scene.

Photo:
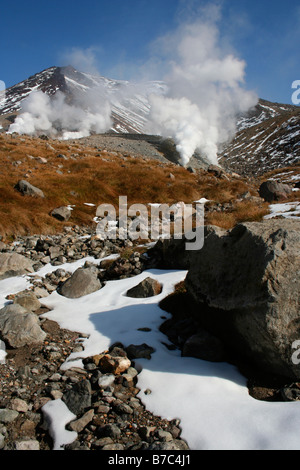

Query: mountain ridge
[0,65,299,175]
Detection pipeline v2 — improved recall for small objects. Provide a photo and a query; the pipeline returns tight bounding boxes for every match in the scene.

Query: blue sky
[1,0,299,104]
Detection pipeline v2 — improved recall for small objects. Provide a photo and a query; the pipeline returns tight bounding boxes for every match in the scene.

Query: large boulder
[259,180,292,202]
[0,252,34,279]
[14,180,45,198]
[184,219,300,381]
[0,304,47,348]
[58,266,101,299]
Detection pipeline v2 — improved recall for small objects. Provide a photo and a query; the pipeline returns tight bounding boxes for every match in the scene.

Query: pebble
[15,440,40,451]
[0,409,19,423]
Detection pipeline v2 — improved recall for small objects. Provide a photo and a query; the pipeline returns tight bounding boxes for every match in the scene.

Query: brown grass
[205,200,270,230]
[0,134,202,238]
[0,133,273,239]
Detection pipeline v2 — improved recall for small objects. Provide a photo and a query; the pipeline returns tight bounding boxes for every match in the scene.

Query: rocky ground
[0,226,191,451]
[0,321,188,451]
[0,224,299,451]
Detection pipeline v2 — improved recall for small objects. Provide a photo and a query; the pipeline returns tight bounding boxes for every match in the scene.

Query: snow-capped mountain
[0,65,166,134]
[0,65,299,175]
[219,99,300,175]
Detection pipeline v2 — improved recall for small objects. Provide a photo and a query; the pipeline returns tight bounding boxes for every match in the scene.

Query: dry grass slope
[0,132,298,239]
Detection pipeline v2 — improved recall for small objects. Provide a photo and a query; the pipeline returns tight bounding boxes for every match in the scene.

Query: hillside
[0,66,299,177]
[219,100,300,175]
[0,130,299,239]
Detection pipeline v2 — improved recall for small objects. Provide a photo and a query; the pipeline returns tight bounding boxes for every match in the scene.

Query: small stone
[49,373,62,382]
[98,355,131,375]
[69,409,94,433]
[98,374,115,389]
[112,400,133,415]
[102,443,124,450]
[10,398,29,413]
[94,437,114,448]
[0,409,19,423]
[97,423,121,439]
[156,429,173,442]
[15,440,40,450]
[62,379,92,416]
[50,390,63,400]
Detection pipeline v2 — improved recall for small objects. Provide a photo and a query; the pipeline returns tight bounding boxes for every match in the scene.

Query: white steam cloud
[9,88,112,140]
[146,15,258,166]
[8,8,257,167]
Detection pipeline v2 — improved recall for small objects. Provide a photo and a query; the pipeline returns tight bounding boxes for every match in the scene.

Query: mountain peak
[0,65,299,175]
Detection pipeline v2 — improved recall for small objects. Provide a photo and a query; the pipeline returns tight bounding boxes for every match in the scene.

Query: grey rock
[185,219,300,380]
[14,180,45,198]
[149,439,189,450]
[0,304,47,348]
[0,409,19,423]
[97,423,121,439]
[58,267,101,299]
[112,400,133,415]
[51,206,72,222]
[259,180,292,202]
[62,379,92,416]
[15,440,40,450]
[0,252,34,279]
[126,277,162,298]
[68,409,94,432]
[101,443,124,450]
[98,374,115,389]
[13,291,42,312]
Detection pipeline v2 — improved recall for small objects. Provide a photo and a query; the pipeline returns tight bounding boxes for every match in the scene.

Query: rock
[48,246,63,259]
[126,277,162,298]
[0,409,19,423]
[15,440,40,450]
[14,180,45,198]
[148,236,193,270]
[97,424,121,439]
[98,375,115,389]
[62,379,92,416]
[13,291,42,312]
[0,252,34,279]
[102,443,124,450]
[98,355,131,375]
[259,180,292,202]
[10,398,29,413]
[182,329,227,362]
[68,409,94,432]
[126,343,155,360]
[112,400,133,415]
[51,206,72,222]
[149,439,189,450]
[0,304,47,348]
[185,219,300,381]
[58,267,101,299]
[156,429,173,442]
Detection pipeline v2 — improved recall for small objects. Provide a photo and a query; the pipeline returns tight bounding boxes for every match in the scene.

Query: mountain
[0,65,165,134]
[219,99,300,176]
[0,65,299,175]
